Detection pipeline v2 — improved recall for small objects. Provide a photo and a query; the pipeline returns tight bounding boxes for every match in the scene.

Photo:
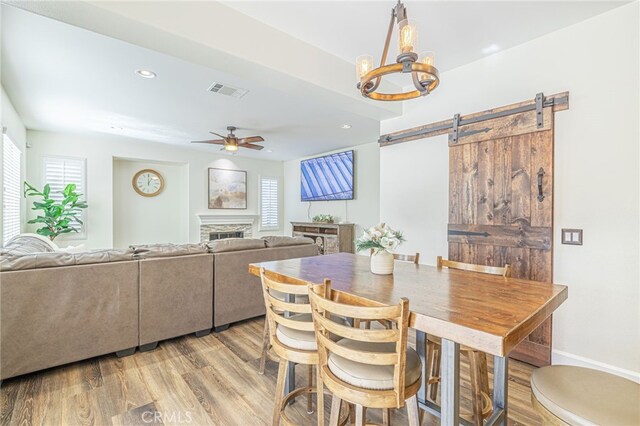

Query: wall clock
[132,169,164,197]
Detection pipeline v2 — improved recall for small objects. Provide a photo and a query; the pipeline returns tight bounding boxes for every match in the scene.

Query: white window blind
[260,176,279,230]
[2,135,22,245]
[43,156,87,234]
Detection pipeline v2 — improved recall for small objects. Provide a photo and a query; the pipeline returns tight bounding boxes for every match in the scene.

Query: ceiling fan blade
[209,131,228,140]
[238,136,264,144]
[191,139,226,145]
[240,143,264,150]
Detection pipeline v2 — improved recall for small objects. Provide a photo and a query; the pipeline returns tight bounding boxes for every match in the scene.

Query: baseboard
[552,349,640,383]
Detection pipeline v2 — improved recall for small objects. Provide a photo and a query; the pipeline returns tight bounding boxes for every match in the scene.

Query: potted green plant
[24,181,88,241]
[312,214,335,224]
[356,223,405,275]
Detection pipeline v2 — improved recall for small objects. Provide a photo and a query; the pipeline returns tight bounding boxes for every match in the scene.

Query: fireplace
[209,231,244,241]
[197,214,258,243]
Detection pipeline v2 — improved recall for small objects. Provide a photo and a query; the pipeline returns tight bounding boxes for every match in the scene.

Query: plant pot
[370,250,394,275]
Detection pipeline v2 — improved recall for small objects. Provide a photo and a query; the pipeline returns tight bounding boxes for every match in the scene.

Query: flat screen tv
[301,150,354,201]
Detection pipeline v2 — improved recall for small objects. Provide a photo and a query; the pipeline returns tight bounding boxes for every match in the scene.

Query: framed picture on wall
[208,168,247,209]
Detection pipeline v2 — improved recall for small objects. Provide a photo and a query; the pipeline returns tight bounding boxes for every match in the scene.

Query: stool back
[308,282,411,408]
[259,268,314,352]
[394,252,420,264]
[437,256,511,277]
[370,249,420,264]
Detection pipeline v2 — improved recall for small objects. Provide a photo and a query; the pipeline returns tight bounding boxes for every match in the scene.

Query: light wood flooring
[0,317,543,425]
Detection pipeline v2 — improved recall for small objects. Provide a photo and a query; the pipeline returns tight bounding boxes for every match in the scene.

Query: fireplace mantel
[196,214,258,226]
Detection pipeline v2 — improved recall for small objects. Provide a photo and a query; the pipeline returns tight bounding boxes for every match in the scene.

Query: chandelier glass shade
[356,1,439,101]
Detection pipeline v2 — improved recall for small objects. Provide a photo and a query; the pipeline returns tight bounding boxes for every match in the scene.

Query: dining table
[248,252,568,426]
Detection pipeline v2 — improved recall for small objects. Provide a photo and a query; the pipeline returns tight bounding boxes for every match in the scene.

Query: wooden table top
[249,253,567,357]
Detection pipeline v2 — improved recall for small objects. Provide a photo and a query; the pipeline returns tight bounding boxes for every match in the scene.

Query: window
[43,156,87,236]
[260,176,279,230]
[2,134,22,245]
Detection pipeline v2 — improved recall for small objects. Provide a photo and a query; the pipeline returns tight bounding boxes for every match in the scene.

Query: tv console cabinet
[291,222,355,255]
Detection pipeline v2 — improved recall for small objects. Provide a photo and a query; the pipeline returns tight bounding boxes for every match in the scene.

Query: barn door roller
[536,92,544,128]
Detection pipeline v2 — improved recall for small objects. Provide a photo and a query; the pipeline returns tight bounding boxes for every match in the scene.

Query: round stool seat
[328,339,422,390]
[531,366,640,425]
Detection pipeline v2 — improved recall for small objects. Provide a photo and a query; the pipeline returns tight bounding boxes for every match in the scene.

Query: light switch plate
[562,228,583,245]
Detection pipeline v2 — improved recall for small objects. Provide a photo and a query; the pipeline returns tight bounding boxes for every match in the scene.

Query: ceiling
[2,1,627,161]
[226,1,626,83]
[1,5,385,161]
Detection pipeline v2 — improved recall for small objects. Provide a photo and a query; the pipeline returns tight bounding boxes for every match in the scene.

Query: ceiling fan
[191,126,265,152]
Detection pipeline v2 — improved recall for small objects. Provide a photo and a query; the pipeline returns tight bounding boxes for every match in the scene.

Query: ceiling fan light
[225,144,239,152]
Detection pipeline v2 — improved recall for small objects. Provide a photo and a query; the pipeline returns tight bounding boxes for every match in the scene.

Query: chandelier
[356,1,439,101]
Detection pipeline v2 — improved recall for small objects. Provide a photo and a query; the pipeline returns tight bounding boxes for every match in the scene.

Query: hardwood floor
[0,318,542,425]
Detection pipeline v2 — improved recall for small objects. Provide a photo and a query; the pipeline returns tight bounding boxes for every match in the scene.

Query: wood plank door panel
[448,114,554,366]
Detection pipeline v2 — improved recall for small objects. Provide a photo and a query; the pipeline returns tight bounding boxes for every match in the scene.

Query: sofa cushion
[0,249,135,271]
[262,236,314,248]
[1,234,58,256]
[130,243,209,259]
[207,238,266,253]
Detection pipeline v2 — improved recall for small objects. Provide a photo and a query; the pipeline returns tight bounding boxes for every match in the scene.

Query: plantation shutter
[2,135,22,245]
[43,156,87,234]
[260,176,279,230]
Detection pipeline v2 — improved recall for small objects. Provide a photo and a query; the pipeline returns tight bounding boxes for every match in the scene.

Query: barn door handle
[537,168,545,202]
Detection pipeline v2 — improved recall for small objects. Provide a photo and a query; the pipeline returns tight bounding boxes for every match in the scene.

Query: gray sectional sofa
[0,235,319,380]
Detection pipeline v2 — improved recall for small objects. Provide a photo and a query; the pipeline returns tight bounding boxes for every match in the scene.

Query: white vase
[370,250,394,275]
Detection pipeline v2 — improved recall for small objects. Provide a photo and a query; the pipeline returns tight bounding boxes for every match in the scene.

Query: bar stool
[258,289,309,375]
[531,365,640,425]
[309,281,423,426]
[260,268,349,425]
[426,256,511,426]
[259,289,350,376]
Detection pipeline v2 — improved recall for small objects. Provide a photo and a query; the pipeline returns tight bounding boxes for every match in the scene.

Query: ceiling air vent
[207,82,249,99]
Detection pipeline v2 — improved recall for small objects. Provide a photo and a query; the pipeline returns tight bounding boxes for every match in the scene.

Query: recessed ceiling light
[481,44,500,55]
[341,124,352,129]
[135,69,157,79]
[266,149,273,153]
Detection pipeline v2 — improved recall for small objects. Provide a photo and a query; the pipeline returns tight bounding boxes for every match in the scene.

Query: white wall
[381,3,639,379]
[0,86,27,242]
[25,130,285,248]
[112,158,189,248]
[283,142,380,243]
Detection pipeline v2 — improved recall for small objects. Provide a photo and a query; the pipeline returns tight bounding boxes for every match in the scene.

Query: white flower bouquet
[356,223,405,254]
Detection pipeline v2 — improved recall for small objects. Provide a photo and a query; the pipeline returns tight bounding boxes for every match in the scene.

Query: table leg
[415,330,427,405]
[441,338,460,426]
[490,355,508,426]
[285,361,296,404]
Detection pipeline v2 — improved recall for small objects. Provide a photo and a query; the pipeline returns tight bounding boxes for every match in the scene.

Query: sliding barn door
[448,106,554,366]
